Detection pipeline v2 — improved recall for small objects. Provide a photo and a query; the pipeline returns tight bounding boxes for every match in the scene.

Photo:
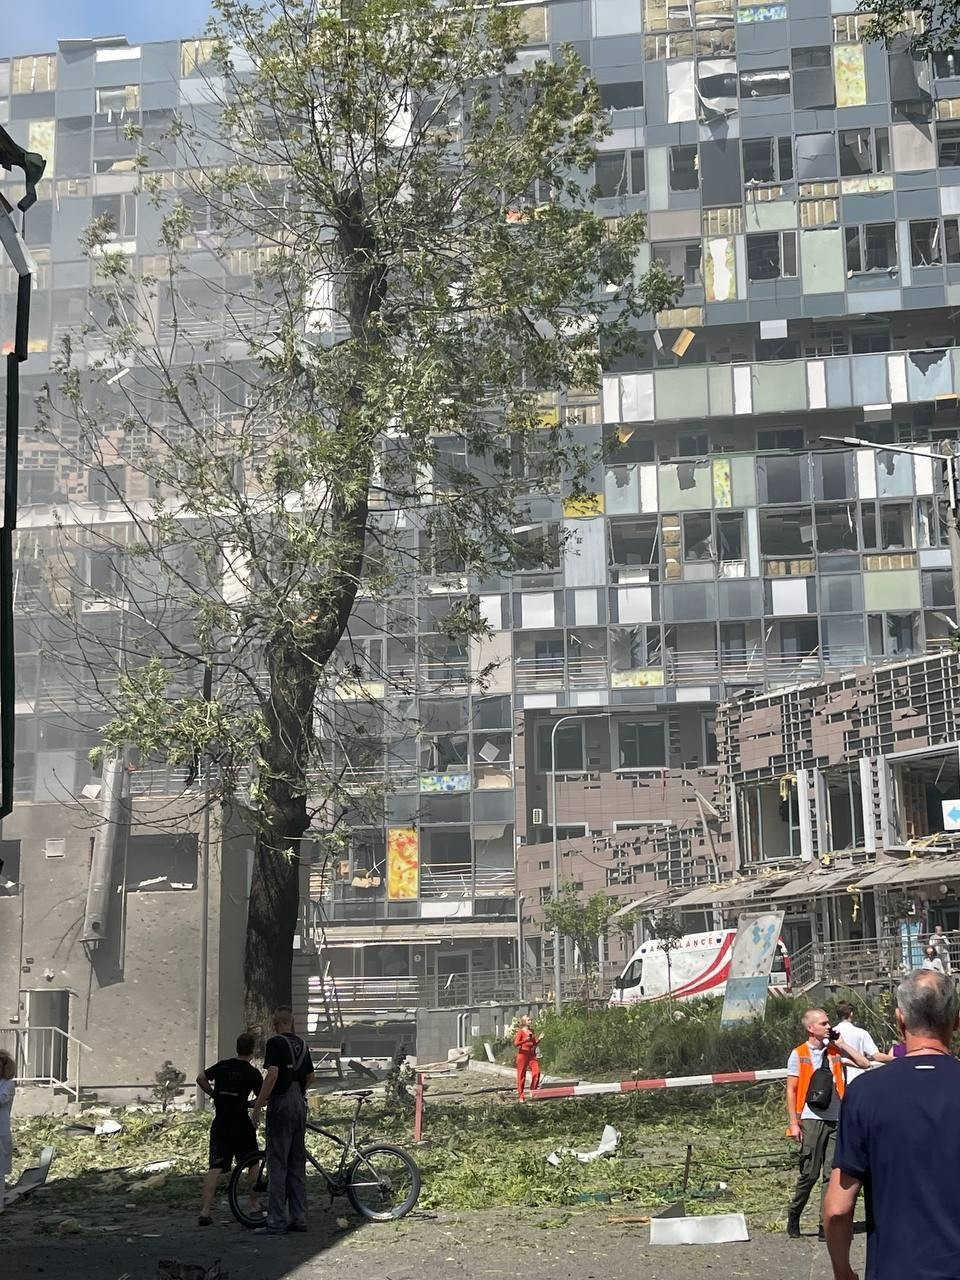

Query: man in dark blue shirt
[824,968,960,1280]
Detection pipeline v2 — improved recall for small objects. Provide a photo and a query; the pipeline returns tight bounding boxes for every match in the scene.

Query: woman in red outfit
[514,1015,542,1101]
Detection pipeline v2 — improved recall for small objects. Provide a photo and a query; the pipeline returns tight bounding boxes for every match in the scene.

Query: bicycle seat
[343,1089,374,1099]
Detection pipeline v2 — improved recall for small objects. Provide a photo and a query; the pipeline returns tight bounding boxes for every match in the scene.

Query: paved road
[5,1205,864,1279]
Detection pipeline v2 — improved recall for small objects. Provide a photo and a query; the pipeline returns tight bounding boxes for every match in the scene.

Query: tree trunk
[243,819,307,1037]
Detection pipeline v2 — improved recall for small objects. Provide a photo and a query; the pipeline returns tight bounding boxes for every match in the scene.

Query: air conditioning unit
[532,808,544,825]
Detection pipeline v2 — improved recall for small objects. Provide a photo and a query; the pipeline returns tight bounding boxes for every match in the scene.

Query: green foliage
[152,1060,187,1112]
[861,1,960,54]
[543,883,626,998]
[535,992,900,1079]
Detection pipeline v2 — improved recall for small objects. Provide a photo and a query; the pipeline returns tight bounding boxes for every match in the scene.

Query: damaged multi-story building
[6,1,960,1089]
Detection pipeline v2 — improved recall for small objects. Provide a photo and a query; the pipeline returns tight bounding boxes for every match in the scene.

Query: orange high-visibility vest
[793,1041,845,1114]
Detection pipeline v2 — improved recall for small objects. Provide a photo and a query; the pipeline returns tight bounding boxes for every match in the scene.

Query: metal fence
[0,1026,90,1101]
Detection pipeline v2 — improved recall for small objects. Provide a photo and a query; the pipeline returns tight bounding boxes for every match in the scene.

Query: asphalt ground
[3,1202,864,1280]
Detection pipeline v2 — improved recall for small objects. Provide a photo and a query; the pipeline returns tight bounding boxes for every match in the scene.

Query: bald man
[785,1007,870,1240]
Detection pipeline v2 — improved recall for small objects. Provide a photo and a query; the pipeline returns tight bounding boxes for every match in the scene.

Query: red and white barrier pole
[530,1067,788,1100]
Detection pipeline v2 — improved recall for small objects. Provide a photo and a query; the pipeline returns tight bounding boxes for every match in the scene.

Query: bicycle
[228,1089,421,1227]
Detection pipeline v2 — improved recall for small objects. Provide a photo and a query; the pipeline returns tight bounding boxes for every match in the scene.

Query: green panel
[708,364,733,416]
[863,570,921,611]
[800,228,844,295]
[647,147,669,211]
[656,367,709,421]
[751,361,807,414]
[658,460,713,511]
[731,455,756,505]
[743,201,798,233]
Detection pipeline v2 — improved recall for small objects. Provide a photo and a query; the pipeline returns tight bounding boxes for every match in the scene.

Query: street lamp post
[549,712,607,1014]
[820,435,960,630]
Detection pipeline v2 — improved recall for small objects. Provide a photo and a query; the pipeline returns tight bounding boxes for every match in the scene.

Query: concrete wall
[0,795,249,1089]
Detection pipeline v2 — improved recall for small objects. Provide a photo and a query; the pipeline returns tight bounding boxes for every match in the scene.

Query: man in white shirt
[832,1002,879,1084]
[929,924,952,973]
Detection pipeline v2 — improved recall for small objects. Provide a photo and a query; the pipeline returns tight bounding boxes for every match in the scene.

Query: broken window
[816,503,859,552]
[937,120,960,166]
[758,455,810,504]
[600,81,644,110]
[740,780,801,862]
[596,149,646,197]
[933,49,960,78]
[910,219,943,266]
[652,241,702,285]
[609,517,660,566]
[126,835,198,892]
[946,218,960,263]
[868,611,919,656]
[742,136,793,184]
[676,431,710,457]
[618,721,667,769]
[740,69,790,98]
[796,133,838,180]
[536,722,583,772]
[716,511,744,560]
[839,127,891,176]
[880,502,915,549]
[792,46,836,107]
[888,33,932,108]
[746,231,798,281]
[669,145,699,191]
[758,428,805,450]
[845,223,897,273]
[512,522,561,570]
[759,507,814,556]
[683,511,713,561]
[824,770,864,850]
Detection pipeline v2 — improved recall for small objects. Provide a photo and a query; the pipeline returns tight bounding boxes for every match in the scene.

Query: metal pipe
[196,663,213,1111]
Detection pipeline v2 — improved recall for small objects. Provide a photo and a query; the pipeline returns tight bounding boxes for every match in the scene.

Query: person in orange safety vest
[514,1015,542,1101]
[785,1008,871,1241]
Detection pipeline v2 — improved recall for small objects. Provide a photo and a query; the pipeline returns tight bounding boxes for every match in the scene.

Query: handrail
[0,1026,93,1102]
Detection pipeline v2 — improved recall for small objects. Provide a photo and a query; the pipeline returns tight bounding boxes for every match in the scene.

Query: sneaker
[786,1214,801,1239]
[253,1226,288,1235]
[198,1215,213,1227]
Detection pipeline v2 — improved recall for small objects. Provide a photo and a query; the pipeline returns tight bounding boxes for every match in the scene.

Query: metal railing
[0,1026,92,1102]
[789,934,911,991]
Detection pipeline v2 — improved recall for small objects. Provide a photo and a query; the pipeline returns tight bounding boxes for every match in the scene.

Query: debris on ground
[346,1060,378,1081]
[157,1261,227,1280]
[649,1210,749,1246]
[56,1217,81,1235]
[94,1118,123,1137]
[4,1145,55,1204]
[546,1123,620,1167]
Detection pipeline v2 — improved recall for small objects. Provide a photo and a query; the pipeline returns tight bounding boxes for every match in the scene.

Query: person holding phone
[785,1008,870,1241]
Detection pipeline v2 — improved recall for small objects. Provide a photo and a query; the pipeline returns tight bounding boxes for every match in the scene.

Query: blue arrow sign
[942,801,960,830]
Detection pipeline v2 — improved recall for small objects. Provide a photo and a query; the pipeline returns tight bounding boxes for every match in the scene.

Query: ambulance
[608,928,792,1005]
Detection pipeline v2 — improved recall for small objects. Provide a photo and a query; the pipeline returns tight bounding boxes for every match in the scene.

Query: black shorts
[208,1116,258,1172]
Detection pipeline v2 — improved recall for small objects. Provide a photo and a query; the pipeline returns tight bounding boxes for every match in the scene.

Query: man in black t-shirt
[824,968,960,1280]
[251,1007,315,1234]
[196,1032,263,1226]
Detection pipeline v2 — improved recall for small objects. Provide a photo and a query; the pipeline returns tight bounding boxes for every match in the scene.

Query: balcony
[515,655,608,692]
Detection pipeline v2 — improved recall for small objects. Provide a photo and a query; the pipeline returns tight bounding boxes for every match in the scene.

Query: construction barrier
[529,1067,789,1100]
[409,1065,789,1142]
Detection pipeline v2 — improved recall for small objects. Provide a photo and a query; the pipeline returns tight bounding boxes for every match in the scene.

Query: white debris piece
[650,1212,749,1246]
[546,1123,620,1167]
[94,1118,123,1136]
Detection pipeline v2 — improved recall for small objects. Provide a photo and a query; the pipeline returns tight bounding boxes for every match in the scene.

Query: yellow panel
[563,493,604,518]
[704,237,736,302]
[387,828,419,901]
[833,44,866,109]
[611,669,665,688]
[840,175,894,195]
[336,679,386,701]
[713,459,732,508]
[27,120,56,175]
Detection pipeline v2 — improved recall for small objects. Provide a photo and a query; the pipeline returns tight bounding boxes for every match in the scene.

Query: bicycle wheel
[345,1143,421,1221]
[228,1151,269,1228]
